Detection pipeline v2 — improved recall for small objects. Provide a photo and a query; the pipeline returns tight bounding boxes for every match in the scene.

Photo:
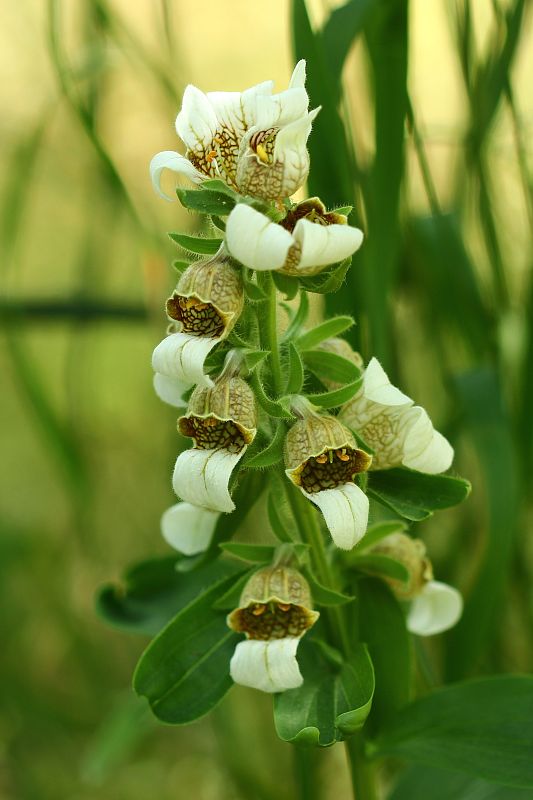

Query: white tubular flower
[150,61,312,201]
[227,566,319,693]
[152,332,218,389]
[407,580,463,637]
[369,533,463,637]
[161,502,219,555]
[153,373,191,407]
[339,357,454,473]
[173,377,256,513]
[284,413,372,549]
[226,201,363,276]
[172,447,245,513]
[153,256,244,389]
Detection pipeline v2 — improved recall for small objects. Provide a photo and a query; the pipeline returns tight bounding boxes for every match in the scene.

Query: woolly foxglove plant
[101,62,471,799]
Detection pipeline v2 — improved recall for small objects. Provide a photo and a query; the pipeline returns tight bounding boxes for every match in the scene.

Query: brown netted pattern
[299,447,370,493]
[280,197,347,233]
[230,602,316,640]
[179,415,246,452]
[166,295,225,337]
[166,259,244,337]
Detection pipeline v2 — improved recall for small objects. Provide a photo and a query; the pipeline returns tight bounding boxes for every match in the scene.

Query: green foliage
[97,556,242,636]
[367,469,471,521]
[302,350,361,384]
[274,641,375,746]
[168,232,223,255]
[133,571,246,724]
[304,378,362,409]
[374,676,533,789]
[176,186,236,216]
[296,316,355,350]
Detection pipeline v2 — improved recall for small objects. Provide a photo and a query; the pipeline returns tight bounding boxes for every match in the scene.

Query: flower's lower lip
[179,414,247,452]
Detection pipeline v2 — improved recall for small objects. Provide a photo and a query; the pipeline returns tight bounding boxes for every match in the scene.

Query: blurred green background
[1,1,532,798]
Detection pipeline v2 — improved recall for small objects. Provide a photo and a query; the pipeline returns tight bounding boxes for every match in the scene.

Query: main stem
[265,279,377,800]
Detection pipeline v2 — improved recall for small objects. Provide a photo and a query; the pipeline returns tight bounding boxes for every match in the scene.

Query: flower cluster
[149,63,463,696]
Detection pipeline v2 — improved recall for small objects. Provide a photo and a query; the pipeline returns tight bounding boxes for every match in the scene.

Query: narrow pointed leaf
[304,378,362,409]
[168,232,222,255]
[367,468,471,521]
[297,316,355,350]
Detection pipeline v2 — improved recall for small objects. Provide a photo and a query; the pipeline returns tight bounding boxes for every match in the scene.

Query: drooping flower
[227,565,319,693]
[152,256,243,389]
[369,532,463,636]
[152,372,191,407]
[339,357,454,473]
[284,413,372,549]
[173,377,256,513]
[161,502,220,555]
[150,61,317,201]
[225,200,363,276]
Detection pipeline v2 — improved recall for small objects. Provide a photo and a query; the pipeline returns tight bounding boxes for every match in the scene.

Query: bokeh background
[1,1,532,798]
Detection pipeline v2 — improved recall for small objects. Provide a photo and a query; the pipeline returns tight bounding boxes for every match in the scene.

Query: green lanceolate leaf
[242,423,286,469]
[304,378,362,409]
[282,290,310,341]
[96,556,242,636]
[273,270,299,300]
[347,553,409,584]
[219,541,310,565]
[355,520,408,551]
[133,571,246,724]
[367,468,471,521]
[322,0,378,100]
[303,571,355,606]
[373,676,533,789]
[285,342,305,394]
[300,258,352,294]
[357,578,411,730]
[243,268,267,300]
[390,764,533,800]
[302,350,361,384]
[172,259,190,275]
[168,232,223,255]
[267,490,296,543]
[212,567,259,610]
[200,178,238,198]
[274,640,375,746]
[297,316,355,350]
[250,373,293,419]
[176,187,236,216]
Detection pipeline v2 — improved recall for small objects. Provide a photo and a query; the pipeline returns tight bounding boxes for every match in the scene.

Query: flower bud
[370,533,433,600]
[227,565,319,640]
[166,257,244,339]
[285,414,371,493]
[178,376,256,452]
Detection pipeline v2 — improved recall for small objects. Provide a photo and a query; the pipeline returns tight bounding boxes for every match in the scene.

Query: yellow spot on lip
[251,604,266,616]
[206,150,217,163]
[315,454,328,464]
[255,143,269,164]
[277,603,291,612]
[336,449,350,462]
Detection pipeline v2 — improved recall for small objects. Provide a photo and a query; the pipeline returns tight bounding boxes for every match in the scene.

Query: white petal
[407,580,463,636]
[207,81,273,140]
[289,60,307,89]
[401,406,454,474]
[300,482,369,550]
[151,332,218,388]
[225,205,293,271]
[273,107,319,160]
[172,447,245,513]
[175,85,218,151]
[230,638,303,693]
[293,219,364,271]
[153,372,191,407]
[254,88,310,130]
[363,358,412,407]
[161,502,219,555]
[149,151,204,200]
